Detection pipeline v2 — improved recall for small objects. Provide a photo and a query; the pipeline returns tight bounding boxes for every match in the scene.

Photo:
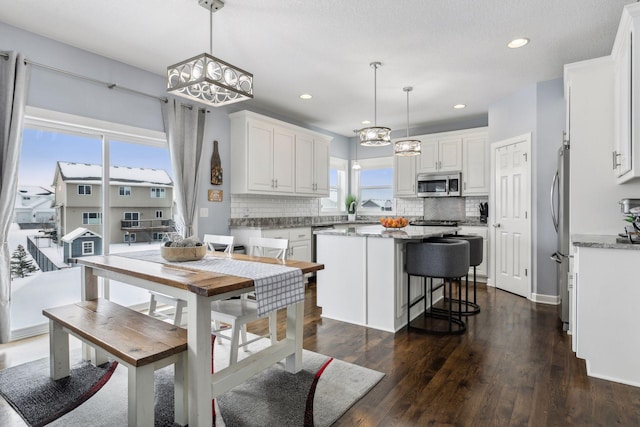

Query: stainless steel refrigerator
[550,142,570,330]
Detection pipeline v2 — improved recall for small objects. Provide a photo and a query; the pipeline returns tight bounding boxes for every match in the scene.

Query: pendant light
[394,87,421,156]
[167,0,253,107]
[352,131,361,170]
[358,62,391,146]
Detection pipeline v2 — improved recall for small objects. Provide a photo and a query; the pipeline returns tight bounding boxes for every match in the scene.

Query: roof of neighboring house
[61,227,102,243]
[55,161,173,186]
[14,186,56,210]
[18,185,54,196]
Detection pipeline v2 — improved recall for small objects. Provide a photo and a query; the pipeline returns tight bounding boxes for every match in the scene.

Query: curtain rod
[1,51,169,104]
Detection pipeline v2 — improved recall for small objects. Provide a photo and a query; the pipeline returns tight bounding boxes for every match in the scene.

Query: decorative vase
[348,213,356,222]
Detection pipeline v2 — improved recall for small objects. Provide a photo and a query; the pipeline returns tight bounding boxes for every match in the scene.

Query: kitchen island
[315,224,459,332]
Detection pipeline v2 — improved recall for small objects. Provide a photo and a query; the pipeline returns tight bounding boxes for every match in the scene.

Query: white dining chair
[211,236,288,365]
[148,234,235,326]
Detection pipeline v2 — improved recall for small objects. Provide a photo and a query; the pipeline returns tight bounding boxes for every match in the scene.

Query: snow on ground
[8,223,164,337]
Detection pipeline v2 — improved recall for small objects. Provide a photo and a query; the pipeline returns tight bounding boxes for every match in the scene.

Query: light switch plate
[200,207,209,217]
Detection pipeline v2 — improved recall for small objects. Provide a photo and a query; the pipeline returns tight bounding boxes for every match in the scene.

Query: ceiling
[0,0,633,137]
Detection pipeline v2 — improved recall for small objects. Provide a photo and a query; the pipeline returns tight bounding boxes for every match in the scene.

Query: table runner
[116,250,303,316]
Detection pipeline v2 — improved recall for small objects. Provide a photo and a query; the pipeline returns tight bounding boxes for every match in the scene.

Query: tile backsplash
[230,194,488,221]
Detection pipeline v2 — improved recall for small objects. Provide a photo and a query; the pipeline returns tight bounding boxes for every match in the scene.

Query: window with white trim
[124,212,140,227]
[82,241,94,255]
[321,157,348,214]
[150,187,165,198]
[119,186,131,196]
[77,185,92,195]
[352,157,394,215]
[82,212,102,225]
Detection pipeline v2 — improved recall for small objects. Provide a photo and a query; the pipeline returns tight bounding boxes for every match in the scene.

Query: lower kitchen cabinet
[458,225,488,277]
[572,242,640,387]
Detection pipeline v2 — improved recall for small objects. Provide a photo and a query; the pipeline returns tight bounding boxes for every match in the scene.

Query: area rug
[0,338,384,426]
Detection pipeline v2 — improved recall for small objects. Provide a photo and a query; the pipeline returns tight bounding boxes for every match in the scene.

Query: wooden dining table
[75,251,324,427]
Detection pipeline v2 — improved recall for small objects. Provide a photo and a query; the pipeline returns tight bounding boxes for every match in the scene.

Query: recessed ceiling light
[507,38,530,49]
[299,93,313,100]
[361,120,371,125]
[453,104,466,109]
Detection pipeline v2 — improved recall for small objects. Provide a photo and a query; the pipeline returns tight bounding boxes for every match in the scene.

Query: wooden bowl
[160,245,206,262]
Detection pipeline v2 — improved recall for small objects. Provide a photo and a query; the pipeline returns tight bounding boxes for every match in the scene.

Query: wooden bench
[42,298,188,427]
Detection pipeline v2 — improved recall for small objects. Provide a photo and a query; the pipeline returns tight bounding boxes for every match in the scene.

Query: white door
[493,134,531,298]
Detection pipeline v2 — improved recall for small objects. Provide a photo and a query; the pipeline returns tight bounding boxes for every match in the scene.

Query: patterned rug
[0,339,384,426]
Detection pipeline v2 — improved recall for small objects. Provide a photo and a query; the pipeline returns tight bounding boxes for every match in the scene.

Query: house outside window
[352,157,394,215]
[82,241,94,255]
[82,212,102,225]
[78,185,91,195]
[321,157,348,214]
[119,186,131,196]
[150,187,165,198]
[124,232,136,242]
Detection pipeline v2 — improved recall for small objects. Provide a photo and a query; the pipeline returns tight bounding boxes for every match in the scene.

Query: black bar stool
[406,238,470,335]
[444,234,483,316]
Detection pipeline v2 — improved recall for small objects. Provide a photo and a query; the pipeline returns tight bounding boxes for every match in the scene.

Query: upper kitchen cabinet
[295,131,330,196]
[230,111,332,196]
[418,133,462,173]
[462,128,489,195]
[393,154,416,197]
[612,4,640,183]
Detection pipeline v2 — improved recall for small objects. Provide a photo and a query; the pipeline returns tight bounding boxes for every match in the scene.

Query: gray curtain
[161,99,206,238]
[0,52,29,343]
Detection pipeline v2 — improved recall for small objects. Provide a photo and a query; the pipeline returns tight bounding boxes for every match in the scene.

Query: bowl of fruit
[379,216,409,229]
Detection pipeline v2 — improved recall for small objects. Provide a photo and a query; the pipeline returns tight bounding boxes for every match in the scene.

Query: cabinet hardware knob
[493,223,501,228]
[612,151,621,169]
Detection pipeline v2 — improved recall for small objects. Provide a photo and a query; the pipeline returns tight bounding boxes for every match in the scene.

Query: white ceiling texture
[0,0,633,136]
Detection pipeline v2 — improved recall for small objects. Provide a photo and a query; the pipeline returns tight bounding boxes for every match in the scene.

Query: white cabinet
[418,134,462,173]
[612,4,640,183]
[458,225,488,277]
[573,244,640,386]
[462,130,489,195]
[295,132,330,196]
[393,154,416,197]
[230,111,332,196]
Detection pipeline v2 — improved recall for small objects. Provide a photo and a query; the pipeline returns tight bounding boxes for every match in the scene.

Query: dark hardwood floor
[2,281,639,426]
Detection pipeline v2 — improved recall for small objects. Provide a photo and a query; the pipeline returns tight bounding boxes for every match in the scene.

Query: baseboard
[11,323,48,341]
[531,293,560,305]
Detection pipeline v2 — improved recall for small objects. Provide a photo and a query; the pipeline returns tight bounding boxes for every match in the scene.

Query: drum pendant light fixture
[358,62,391,147]
[394,86,421,156]
[167,0,253,107]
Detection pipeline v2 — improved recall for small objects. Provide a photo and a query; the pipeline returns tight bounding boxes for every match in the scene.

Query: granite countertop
[572,234,640,250]
[314,224,460,240]
[229,217,487,230]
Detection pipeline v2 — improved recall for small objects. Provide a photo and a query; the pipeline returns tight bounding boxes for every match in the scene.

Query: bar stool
[406,238,470,335]
[445,234,483,316]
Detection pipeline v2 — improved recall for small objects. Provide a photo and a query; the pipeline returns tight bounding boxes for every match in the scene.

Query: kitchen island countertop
[314,224,460,239]
[572,234,640,250]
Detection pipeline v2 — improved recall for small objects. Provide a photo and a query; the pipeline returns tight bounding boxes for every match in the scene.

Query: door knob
[493,223,501,228]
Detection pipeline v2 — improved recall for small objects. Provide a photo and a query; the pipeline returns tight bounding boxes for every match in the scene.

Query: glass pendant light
[167,0,253,107]
[352,132,361,170]
[394,86,421,156]
[358,62,391,147]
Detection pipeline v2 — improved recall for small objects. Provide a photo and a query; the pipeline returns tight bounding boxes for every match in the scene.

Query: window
[152,232,164,241]
[124,212,140,227]
[155,210,163,218]
[78,185,92,195]
[119,186,131,196]
[353,157,394,215]
[82,212,102,225]
[321,158,348,214]
[150,187,165,198]
[124,233,136,242]
[82,241,94,255]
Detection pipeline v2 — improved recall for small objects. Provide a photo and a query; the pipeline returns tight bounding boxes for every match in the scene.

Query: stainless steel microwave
[416,172,462,197]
